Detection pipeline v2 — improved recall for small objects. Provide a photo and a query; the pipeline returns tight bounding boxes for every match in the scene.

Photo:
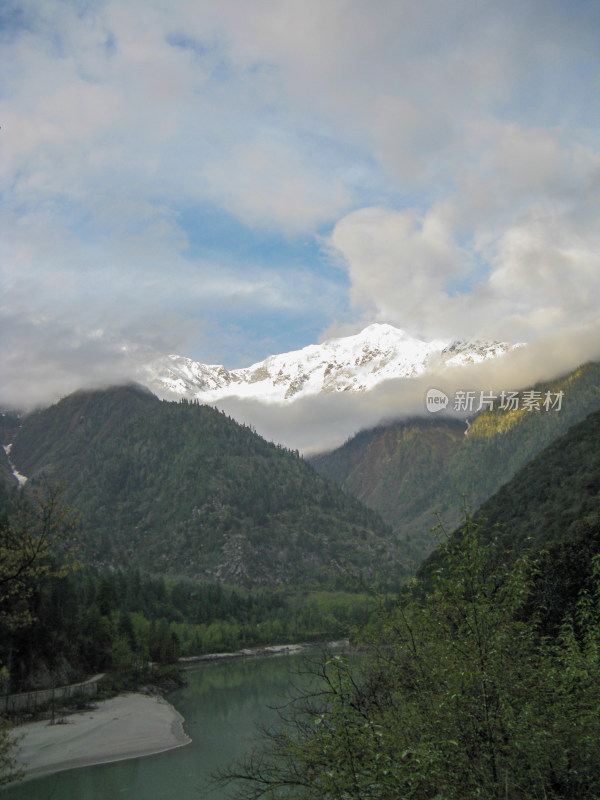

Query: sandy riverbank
[11,692,191,781]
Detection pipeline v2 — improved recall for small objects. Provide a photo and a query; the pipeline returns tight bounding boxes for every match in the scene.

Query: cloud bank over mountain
[211,326,600,455]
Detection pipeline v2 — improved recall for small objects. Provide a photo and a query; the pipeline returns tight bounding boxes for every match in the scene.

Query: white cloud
[330,205,462,333]
[200,135,351,232]
[329,117,600,344]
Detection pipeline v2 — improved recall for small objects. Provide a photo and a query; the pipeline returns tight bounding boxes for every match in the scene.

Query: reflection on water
[1,653,320,800]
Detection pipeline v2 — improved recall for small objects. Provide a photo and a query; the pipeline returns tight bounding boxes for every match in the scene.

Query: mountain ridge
[5,385,408,588]
[311,361,600,561]
[139,323,516,405]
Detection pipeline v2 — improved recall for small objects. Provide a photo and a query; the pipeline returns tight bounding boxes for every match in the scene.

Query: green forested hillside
[311,362,600,560]
[0,410,22,449]
[473,408,600,634]
[7,385,405,587]
[311,417,466,558]
[0,450,13,492]
[418,407,600,634]
[474,408,600,552]
[8,383,158,482]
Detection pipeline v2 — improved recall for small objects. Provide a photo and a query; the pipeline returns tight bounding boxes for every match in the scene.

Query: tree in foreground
[218,509,600,799]
[0,483,79,786]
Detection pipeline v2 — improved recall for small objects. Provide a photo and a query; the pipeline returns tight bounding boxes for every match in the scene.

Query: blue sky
[1,0,600,409]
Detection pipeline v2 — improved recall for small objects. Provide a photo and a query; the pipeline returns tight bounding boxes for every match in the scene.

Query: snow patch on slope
[3,443,28,487]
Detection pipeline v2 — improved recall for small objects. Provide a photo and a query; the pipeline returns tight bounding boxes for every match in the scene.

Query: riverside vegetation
[0,483,79,784]
[221,507,600,800]
[0,483,384,786]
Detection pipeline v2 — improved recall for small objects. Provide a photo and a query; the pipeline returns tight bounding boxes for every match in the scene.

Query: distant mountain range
[139,323,516,404]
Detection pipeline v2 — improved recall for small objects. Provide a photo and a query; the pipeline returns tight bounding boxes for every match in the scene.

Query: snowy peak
[236,324,447,398]
[140,324,516,405]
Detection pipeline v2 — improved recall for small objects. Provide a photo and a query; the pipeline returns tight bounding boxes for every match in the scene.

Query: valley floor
[10,693,190,781]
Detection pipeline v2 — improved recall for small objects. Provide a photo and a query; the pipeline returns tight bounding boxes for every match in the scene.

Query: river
[1,652,320,800]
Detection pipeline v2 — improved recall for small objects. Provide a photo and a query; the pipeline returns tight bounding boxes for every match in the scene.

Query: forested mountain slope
[6,385,405,587]
[419,407,600,633]
[311,362,600,560]
[473,408,600,552]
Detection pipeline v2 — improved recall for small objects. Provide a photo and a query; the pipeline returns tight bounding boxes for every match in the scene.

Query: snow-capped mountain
[139,324,515,405]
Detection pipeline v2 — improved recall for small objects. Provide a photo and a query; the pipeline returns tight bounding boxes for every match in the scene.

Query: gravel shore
[11,692,190,781]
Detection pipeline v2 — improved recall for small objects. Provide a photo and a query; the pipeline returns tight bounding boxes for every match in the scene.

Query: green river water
[2,653,316,800]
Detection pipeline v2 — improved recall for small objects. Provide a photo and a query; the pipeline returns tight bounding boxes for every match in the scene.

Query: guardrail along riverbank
[2,673,105,714]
